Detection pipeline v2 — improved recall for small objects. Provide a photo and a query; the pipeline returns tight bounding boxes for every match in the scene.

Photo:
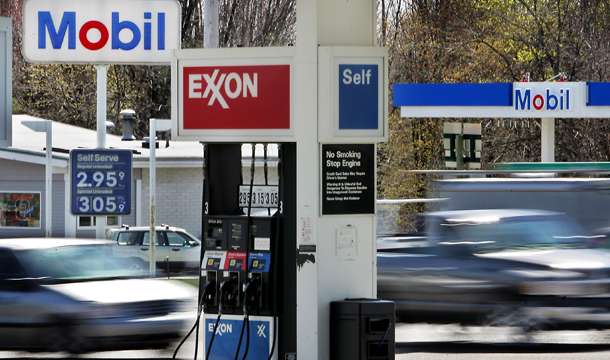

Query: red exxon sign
[182,65,290,130]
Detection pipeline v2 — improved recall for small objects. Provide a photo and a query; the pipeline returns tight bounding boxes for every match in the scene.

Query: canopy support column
[541,118,555,162]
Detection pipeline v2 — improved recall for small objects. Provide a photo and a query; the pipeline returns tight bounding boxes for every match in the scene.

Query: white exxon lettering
[208,322,233,335]
[189,70,258,109]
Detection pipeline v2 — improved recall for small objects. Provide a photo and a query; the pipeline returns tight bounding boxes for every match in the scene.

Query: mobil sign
[174,48,295,141]
[393,82,610,118]
[513,82,573,113]
[23,0,181,64]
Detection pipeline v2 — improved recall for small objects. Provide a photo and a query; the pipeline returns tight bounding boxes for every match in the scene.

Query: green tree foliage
[378,0,610,231]
[5,0,610,230]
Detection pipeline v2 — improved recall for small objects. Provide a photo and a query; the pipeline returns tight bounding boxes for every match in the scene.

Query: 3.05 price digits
[77,196,127,213]
[76,171,126,188]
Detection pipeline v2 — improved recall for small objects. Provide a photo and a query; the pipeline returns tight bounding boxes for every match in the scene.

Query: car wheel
[43,321,90,354]
[481,304,547,341]
[128,258,147,272]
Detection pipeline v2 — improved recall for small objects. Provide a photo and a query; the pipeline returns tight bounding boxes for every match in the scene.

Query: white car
[0,238,197,353]
[106,225,201,274]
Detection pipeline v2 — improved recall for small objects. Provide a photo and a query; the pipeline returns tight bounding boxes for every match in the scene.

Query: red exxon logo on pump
[182,65,290,130]
[514,87,573,111]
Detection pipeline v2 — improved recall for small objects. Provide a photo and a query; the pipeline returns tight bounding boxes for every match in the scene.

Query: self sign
[342,68,373,85]
[338,64,379,130]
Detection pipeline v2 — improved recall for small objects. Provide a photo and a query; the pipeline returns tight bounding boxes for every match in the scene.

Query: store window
[0,192,41,228]
[78,216,120,229]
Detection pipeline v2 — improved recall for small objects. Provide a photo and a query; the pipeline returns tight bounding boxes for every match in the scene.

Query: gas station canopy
[394,82,610,118]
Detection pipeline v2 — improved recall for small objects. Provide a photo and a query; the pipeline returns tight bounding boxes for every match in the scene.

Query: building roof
[0,115,203,169]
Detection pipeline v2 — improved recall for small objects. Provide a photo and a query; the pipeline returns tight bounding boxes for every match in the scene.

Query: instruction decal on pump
[254,237,271,251]
[225,252,247,270]
[202,251,226,270]
[248,252,271,272]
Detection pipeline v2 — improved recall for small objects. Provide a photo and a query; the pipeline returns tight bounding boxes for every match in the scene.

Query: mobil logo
[514,86,573,112]
[182,64,291,130]
[37,11,166,51]
[22,0,181,64]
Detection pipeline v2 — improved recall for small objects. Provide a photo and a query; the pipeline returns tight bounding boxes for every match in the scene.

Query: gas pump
[192,143,296,360]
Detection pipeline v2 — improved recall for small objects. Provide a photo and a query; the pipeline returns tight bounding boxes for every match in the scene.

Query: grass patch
[179,278,199,287]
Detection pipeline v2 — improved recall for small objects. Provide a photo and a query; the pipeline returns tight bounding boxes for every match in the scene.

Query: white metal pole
[204,0,219,48]
[95,65,108,239]
[149,120,156,277]
[96,65,107,149]
[45,121,52,238]
[541,117,555,162]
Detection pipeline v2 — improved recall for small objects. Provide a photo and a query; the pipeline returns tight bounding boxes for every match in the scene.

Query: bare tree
[4,0,295,135]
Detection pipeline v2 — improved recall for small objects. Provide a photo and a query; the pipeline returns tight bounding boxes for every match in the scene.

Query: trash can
[330,298,395,360]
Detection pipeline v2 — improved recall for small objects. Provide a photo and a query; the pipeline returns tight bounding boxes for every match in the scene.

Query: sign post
[23,0,181,238]
[21,120,52,237]
[0,17,11,148]
[148,119,171,277]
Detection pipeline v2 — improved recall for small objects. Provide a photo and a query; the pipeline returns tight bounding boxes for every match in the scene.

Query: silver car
[0,238,196,354]
[106,225,201,273]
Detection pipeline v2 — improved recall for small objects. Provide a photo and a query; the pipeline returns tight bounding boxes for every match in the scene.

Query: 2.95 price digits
[77,196,127,213]
[76,171,126,188]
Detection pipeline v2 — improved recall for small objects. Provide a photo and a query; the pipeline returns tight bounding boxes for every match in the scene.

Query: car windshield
[441,214,602,253]
[14,244,137,282]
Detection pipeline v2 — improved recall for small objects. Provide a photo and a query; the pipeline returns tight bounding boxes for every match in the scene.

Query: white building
[0,115,204,238]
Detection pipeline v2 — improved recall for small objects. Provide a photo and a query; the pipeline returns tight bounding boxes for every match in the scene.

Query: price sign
[238,185,279,208]
[70,149,133,215]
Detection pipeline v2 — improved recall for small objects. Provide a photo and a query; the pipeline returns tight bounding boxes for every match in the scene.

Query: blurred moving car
[0,238,196,354]
[106,225,201,273]
[377,209,610,331]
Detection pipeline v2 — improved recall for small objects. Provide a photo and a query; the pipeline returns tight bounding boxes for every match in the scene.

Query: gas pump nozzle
[219,272,240,312]
[201,279,217,308]
[244,273,263,313]
[172,277,217,359]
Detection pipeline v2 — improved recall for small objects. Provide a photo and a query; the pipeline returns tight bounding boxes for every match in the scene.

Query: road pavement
[3,322,610,359]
